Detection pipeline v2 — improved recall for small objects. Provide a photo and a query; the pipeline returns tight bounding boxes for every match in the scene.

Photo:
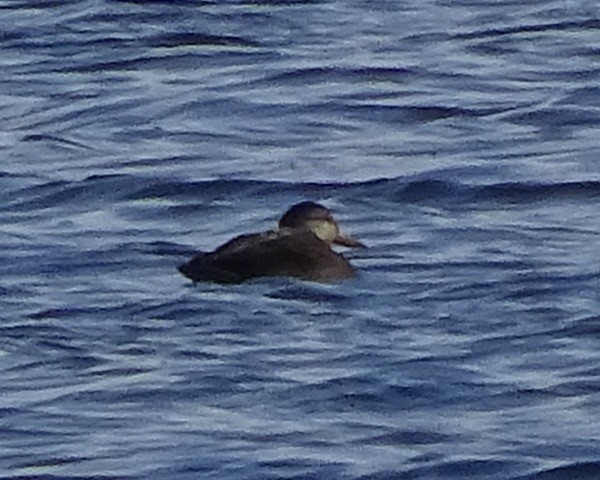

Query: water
[1,1,600,479]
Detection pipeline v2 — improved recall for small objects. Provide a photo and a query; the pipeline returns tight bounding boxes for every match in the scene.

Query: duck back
[178,228,356,284]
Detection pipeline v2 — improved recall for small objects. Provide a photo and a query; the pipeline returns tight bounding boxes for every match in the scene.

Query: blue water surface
[1,1,600,479]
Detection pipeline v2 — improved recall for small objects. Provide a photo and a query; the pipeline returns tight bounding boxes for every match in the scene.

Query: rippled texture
[2,1,600,479]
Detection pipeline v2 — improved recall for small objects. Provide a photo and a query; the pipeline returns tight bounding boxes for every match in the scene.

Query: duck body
[179,227,356,283]
[178,201,364,284]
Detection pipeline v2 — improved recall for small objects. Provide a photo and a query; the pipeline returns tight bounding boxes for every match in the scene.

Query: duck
[178,201,365,284]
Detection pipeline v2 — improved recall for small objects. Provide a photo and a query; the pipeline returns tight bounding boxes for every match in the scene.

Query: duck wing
[179,229,350,283]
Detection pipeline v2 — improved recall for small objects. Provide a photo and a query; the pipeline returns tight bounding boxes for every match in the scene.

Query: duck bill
[333,232,366,249]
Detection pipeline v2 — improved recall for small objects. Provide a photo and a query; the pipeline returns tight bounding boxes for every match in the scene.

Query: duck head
[278,201,365,248]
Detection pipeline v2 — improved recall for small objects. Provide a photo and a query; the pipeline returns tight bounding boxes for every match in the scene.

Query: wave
[149,32,260,49]
[452,18,600,41]
[473,180,600,203]
[264,66,417,85]
[126,176,600,206]
[515,461,600,480]
[7,173,600,212]
[390,178,600,204]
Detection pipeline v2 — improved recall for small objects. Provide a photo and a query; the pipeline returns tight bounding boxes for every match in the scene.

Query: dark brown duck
[178,201,365,284]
